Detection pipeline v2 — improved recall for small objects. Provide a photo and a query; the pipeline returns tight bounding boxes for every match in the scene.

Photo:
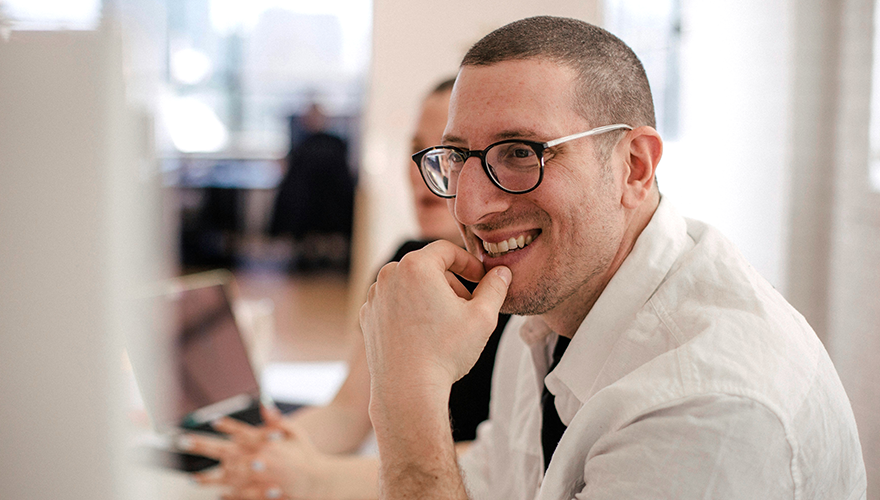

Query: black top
[270,132,355,238]
[541,335,570,471]
[389,240,510,442]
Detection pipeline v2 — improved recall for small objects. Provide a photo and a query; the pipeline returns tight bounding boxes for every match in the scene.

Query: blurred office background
[1,0,878,498]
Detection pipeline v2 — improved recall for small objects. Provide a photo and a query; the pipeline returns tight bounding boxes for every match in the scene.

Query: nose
[452,157,511,226]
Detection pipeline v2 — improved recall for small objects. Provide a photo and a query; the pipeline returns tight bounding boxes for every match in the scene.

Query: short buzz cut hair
[461,16,655,133]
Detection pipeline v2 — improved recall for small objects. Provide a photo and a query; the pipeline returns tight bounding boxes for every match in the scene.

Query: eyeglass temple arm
[543,124,633,148]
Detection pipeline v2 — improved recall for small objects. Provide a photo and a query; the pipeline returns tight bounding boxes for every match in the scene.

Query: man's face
[445,59,628,317]
[409,90,462,243]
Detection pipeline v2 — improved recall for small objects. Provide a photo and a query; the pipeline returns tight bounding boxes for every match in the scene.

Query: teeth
[481,233,536,257]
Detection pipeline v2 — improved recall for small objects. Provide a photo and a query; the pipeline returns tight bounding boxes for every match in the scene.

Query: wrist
[368,375,452,435]
[368,380,457,475]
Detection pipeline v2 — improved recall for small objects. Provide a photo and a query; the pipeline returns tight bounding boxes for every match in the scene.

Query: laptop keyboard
[180,400,302,435]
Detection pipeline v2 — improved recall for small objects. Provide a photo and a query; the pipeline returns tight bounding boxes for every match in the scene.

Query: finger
[211,417,264,449]
[260,403,283,425]
[271,418,309,443]
[178,433,235,460]
[244,457,275,483]
[191,467,226,485]
[412,240,486,283]
[470,266,511,317]
[210,453,270,488]
[259,404,287,439]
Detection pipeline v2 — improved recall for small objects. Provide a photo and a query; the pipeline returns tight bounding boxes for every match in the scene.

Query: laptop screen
[169,279,260,424]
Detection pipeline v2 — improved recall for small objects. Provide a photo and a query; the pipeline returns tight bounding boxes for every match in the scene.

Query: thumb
[471,266,511,315]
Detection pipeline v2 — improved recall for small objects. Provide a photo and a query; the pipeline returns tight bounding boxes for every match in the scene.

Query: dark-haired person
[360,16,867,500]
[183,78,507,500]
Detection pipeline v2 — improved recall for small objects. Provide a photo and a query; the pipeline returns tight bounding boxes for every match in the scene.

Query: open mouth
[481,232,538,258]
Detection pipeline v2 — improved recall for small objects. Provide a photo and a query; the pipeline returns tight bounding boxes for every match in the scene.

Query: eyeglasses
[412,123,633,198]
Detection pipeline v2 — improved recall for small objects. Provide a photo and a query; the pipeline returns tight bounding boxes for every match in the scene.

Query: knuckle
[396,251,420,270]
[375,261,398,280]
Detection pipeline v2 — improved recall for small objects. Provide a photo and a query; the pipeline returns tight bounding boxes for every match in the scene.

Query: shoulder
[565,219,865,496]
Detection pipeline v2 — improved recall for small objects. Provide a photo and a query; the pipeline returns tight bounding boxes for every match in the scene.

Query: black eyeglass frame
[411,123,633,199]
[412,139,544,199]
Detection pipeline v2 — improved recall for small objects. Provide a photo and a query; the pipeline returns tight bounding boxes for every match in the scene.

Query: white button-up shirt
[459,198,866,499]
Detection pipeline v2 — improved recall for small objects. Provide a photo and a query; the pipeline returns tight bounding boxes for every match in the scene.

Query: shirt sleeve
[575,393,795,499]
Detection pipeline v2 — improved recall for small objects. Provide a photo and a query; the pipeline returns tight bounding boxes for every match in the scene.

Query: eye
[494,143,535,160]
[511,146,534,158]
[448,149,467,164]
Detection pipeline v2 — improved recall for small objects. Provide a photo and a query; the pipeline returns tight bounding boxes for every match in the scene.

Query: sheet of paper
[261,361,349,406]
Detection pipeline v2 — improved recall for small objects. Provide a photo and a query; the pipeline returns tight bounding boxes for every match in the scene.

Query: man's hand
[358,240,511,499]
[359,240,511,395]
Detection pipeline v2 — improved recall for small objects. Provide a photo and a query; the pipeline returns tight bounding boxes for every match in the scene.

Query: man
[359,16,866,499]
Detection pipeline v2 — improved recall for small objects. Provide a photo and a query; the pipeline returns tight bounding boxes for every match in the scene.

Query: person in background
[359,16,866,500]
[270,103,356,272]
[182,78,508,500]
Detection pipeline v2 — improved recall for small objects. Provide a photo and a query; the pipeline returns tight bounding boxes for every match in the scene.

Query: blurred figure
[183,78,508,499]
[270,102,356,272]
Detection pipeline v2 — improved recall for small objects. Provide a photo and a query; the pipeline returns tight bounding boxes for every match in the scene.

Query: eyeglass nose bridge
[460,148,488,164]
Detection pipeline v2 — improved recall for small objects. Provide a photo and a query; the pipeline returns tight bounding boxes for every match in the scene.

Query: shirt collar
[543,196,689,424]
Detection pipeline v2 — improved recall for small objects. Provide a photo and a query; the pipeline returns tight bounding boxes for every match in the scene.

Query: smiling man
[359,16,866,500]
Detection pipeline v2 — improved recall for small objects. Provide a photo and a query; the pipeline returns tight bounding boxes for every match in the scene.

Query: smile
[481,233,536,258]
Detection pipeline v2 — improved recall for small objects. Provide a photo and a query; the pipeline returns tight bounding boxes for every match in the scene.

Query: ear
[619,126,662,209]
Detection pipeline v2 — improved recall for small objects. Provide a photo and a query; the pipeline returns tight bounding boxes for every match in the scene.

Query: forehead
[446,60,582,145]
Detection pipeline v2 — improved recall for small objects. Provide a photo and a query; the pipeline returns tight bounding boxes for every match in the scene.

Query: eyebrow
[442,128,545,147]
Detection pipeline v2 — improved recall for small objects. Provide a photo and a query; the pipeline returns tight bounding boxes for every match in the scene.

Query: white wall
[350,1,601,314]
[659,0,792,291]
[825,0,880,492]
[0,25,159,500]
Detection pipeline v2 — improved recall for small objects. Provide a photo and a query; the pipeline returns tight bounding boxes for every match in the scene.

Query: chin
[500,291,549,316]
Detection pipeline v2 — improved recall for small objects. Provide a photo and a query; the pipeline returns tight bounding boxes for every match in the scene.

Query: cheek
[538,169,620,249]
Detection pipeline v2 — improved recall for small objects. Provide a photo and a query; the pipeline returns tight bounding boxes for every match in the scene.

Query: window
[604,0,681,140]
[1,0,101,31]
[159,0,372,157]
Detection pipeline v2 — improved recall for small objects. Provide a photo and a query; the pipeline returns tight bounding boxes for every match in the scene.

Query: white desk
[130,465,225,500]
[126,361,349,499]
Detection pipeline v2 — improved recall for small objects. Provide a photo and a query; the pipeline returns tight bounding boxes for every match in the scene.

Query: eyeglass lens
[421,141,542,196]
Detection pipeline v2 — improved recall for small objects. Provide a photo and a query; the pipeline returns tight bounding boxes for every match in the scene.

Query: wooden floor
[233,268,357,363]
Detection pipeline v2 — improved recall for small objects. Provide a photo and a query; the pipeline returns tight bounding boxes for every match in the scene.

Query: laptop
[129,270,300,472]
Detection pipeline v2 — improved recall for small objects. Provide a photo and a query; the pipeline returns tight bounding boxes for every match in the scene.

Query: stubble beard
[500,174,621,319]
[499,239,613,317]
